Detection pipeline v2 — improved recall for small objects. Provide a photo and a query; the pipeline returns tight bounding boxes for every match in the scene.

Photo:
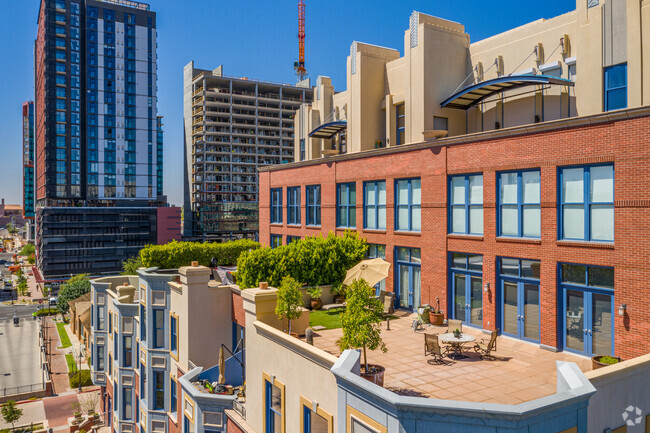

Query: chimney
[117,282,136,303]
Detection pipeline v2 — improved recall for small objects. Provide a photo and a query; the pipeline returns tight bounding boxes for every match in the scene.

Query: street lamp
[78,346,83,392]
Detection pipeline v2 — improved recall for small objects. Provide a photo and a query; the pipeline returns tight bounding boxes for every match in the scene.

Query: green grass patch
[56,322,71,348]
[65,353,77,372]
[33,307,58,317]
[309,309,343,329]
[69,369,92,388]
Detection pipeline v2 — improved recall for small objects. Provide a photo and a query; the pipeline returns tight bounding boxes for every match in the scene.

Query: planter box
[300,285,334,308]
[430,312,444,326]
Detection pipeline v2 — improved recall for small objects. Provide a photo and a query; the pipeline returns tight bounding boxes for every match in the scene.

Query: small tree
[18,244,35,256]
[121,256,143,275]
[58,274,91,314]
[27,254,35,265]
[5,223,18,236]
[275,276,303,334]
[338,279,387,373]
[1,400,23,430]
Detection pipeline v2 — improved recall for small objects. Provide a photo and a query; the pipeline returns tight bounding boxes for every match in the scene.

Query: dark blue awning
[441,75,575,110]
[309,121,347,139]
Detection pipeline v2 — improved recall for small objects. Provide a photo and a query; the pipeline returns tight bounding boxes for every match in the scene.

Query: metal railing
[97,0,150,10]
[233,399,246,419]
[0,382,45,397]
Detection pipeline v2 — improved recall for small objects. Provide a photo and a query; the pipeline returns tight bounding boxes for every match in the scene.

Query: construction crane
[294,0,307,82]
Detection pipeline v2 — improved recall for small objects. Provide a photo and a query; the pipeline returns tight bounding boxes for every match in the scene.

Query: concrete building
[34,0,178,278]
[182,62,314,242]
[22,101,35,241]
[295,1,649,160]
[88,265,650,433]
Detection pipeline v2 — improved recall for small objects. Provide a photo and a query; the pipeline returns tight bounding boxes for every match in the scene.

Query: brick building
[259,108,650,361]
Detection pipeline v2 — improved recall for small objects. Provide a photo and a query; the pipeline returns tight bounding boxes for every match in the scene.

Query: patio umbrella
[218,346,225,385]
[343,258,390,287]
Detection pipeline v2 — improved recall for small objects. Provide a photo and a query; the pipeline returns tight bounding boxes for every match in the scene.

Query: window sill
[556,240,614,249]
[447,234,484,241]
[305,225,321,230]
[362,229,387,234]
[495,237,541,245]
[335,227,356,231]
[270,223,283,227]
[286,224,301,228]
[394,231,421,237]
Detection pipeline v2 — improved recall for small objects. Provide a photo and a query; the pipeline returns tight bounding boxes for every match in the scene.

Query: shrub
[18,244,35,256]
[236,231,367,289]
[139,239,259,269]
[275,276,303,334]
[121,256,143,275]
[598,355,620,365]
[69,370,93,388]
[33,307,58,317]
[58,274,91,314]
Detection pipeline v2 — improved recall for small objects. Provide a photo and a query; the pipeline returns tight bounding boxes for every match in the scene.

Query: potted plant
[453,328,462,339]
[275,276,303,335]
[338,279,387,386]
[331,284,345,304]
[591,355,622,369]
[429,297,444,325]
[307,286,323,310]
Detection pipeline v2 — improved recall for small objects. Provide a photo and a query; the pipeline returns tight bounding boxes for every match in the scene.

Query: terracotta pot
[334,296,345,304]
[591,355,621,369]
[360,364,385,387]
[429,312,444,326]
[311,299,323,310]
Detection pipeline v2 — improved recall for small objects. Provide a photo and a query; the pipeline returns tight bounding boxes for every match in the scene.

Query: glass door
[453,274,466,322]
[395,247,421,311]
[501,280,540,342]
[449,253,483,328]
[563,289,613,356]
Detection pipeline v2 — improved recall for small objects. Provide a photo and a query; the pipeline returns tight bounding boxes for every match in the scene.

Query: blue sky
[0,0,574,207]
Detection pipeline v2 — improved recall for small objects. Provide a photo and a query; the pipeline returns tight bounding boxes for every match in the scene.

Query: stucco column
[179,263,211,288]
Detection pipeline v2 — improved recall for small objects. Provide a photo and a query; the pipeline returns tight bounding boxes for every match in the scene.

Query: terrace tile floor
[311,311,592,404]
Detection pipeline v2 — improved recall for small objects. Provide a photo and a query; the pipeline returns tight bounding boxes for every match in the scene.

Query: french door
[501,280,540,342]
[451,272,482,327]
[397,263,421,310]
[563,289,614,356]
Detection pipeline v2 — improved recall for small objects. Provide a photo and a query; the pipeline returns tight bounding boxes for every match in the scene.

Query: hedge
[69,369,93,388]
[139,239,260,269]
[236,231,367,289]
[33,307,58,317]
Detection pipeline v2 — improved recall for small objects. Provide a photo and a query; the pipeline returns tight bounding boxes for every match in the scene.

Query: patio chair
[474,329,498,359]
[424,333,447,364]
[447,319,463,333]
[379,290,395,315]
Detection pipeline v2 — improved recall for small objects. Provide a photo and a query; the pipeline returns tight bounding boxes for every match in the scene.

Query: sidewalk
[44,317,72,394]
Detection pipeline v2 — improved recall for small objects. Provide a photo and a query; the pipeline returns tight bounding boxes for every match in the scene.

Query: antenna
[294,0,307,81]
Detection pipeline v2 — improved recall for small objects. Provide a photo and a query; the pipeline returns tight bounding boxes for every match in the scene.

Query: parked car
[4,262,11,268]
[49,296,57,305]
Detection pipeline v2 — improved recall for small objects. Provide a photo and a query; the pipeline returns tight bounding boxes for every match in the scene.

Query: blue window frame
[154,371,164,410]
[170,315,177,355]
[123,387,132,420]
[449,253,483,328]
[559,164,614,242]
[270,234,282,248]
[560,263,614,357]
[303,405,328,432]
[396,103,405,145]
[449,174,483,235]
[96,345,105,371]
[153,309,164,349]
[497,170,540,238]
[170,377,177,412]
[140,304,146,342]
[604,63,627,111]
[265,380,281,433]
[140,361,146,401]
[395,178,421,232]
[287,187,300,225]
[123,336,132,367]
[270,188,282,224]
[498,257,541,343]
[287,235,300,244]
[395,247,421,310]
[306,185,321,226]
[336,183,356,228]
[363,180,386,230]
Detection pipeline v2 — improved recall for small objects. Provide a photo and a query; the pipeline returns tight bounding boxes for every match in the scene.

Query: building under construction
[182,62,313,241]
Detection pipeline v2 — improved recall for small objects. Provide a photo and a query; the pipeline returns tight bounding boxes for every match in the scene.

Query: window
[337,183,356,228]
[560,164,614,242]
[396,103,405,145]
[270,188,282,224]
[153,309,164,348]
[434,116,448,131]
[97,346,105,371]
[170,377,177,413]
[364,181,386,230]
[287,187,301,225]
[450,253,483,327]
[303,405,329,433]
[140,304,146,342]
[124,336,132,367]
[270,234,282,249]
[366,244,386,294]
[306,185,321,226]
[140,362,146,401]
[287,235,300,244]
[498,170,540,238]
[154,371,165,410]
[265,379,282,433]
[604,63,627,111]
[108,311,112,331]
[395,178,421,232]
[170,315,178,355]
[97,306,105,330]
[123,388,132,420]
[561,264,614,289]
[449,174,483,235]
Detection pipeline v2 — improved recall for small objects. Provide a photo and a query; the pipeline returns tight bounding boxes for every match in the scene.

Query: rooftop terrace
[312,311,592,404]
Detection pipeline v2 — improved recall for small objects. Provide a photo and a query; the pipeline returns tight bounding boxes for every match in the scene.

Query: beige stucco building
[296,0,650,160]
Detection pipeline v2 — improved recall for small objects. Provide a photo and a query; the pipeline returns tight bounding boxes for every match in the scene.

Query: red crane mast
[294,0,307,81]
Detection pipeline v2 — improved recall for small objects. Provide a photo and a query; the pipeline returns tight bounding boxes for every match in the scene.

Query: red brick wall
[226,416,246,433]
[258,114,650,360]
[231,290,245,327]
[157,207,182,244]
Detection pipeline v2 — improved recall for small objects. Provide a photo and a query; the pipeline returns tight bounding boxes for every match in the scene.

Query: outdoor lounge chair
[474,329,498,359]
[447,319,463,333]
[424,333,447,364]
[378,290,395,315]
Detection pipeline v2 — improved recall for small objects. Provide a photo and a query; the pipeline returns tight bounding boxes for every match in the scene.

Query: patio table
[439,332,476,359]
